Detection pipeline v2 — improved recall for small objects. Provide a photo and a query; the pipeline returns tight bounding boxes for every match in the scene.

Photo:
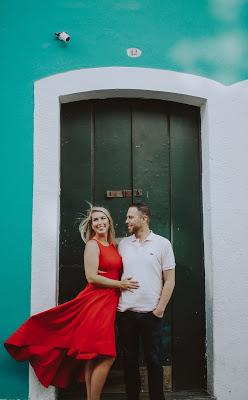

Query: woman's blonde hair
[79,204,116,244]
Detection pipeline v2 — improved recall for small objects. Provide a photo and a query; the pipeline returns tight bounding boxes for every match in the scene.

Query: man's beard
[129,225,139,234]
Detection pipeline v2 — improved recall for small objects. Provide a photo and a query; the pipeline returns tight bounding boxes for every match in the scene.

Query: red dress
[4,240,122,388]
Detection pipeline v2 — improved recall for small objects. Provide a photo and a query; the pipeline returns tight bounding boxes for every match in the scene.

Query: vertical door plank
[94,99,132,392]
[94,100,132,238]
[59,101,93,400]
[170,104,206,389]
[60,101,92,303]
[132,100,170,237]
[132,100,172,366]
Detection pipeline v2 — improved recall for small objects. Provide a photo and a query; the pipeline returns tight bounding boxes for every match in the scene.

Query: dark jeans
[117,310,165,400]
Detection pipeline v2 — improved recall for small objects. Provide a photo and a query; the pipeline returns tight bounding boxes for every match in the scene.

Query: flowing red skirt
[4,283,119,388]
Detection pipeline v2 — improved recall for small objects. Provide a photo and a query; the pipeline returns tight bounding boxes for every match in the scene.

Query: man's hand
[152,307,164,318]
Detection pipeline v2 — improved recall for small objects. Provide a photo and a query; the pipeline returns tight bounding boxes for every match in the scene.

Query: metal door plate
[106,189,143,198]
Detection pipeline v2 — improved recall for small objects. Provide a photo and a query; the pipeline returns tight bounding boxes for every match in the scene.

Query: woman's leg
[84,360,95,400]
[90,357,115,400]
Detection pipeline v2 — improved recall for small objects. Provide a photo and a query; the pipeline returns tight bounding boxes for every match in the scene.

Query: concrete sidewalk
[59,391,215,400]
[100,392,215,400]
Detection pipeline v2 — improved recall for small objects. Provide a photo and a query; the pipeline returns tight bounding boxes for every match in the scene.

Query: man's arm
[153,269,175,318]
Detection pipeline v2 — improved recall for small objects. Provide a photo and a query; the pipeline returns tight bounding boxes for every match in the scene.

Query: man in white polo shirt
[117,203,175,400]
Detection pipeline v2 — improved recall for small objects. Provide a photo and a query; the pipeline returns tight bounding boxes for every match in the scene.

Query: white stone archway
[31,67,248,400]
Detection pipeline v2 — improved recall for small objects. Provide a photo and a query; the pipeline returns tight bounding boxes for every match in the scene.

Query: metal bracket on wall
[106,189,143,198]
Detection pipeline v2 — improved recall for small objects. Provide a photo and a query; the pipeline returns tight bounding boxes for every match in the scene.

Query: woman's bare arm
[84,240,139,291]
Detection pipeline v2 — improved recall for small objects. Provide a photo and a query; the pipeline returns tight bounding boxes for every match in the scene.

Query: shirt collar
[131,230,154,242]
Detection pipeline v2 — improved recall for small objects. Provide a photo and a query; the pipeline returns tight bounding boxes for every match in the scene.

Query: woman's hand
[119,277,139,292]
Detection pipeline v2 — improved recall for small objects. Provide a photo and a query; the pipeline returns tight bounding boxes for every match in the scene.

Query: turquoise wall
[1,0,248,398]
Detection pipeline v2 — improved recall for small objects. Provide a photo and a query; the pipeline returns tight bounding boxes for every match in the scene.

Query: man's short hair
[130,203,151,221]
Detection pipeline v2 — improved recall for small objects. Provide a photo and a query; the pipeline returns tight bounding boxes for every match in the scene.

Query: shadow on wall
[169,0,248,84]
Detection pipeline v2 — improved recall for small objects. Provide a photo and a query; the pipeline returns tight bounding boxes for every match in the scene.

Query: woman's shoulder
[85,239,100,250]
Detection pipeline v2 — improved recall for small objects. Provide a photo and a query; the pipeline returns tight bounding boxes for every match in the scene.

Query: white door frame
[31,67,248,400]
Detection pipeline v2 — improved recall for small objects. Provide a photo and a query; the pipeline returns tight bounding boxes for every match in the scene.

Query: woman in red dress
[4,206,139,400]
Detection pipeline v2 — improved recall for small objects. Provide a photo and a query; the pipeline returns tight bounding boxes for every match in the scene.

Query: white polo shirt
[118,231,175,312]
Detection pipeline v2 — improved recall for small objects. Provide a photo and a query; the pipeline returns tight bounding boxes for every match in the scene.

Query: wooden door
[58,99,205,399]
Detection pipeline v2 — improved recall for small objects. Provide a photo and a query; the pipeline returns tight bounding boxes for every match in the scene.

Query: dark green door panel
[94,100,132,237]
[132,101,170,237]
[132,101,172,366]
[59,101,92,303]
[170,104,205,389]
[59,99,206,396]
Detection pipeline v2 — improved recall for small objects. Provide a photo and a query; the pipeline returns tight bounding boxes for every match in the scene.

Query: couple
[4,203,175,400]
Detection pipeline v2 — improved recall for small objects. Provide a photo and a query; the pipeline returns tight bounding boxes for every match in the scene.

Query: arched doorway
[58,98,205,399]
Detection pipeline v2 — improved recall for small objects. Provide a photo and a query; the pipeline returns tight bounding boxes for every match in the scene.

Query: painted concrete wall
[1,1,248,399]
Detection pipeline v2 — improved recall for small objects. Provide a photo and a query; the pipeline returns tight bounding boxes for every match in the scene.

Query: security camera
[55,32,70,42]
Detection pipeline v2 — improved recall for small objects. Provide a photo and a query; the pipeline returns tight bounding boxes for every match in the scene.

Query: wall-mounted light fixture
[55,32,71,43]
